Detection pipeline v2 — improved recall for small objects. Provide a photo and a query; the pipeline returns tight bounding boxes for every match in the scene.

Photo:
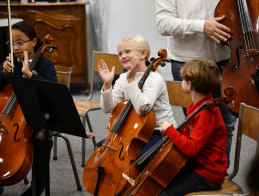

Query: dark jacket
[0,55,57,90]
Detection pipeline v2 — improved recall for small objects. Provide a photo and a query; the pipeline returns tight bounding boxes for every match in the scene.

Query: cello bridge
[0,124,10,133]
[244,49,259,57]
[102,144,117,151]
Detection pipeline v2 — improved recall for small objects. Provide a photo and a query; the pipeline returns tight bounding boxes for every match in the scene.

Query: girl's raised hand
[22,51,33,78]
[98,59,115,91]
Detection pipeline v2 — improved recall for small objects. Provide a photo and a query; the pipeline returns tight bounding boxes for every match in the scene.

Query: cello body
[83,49,168,196]
[0,85,34,186]
[83,100,156,196]
[123,140,186,196]
[0,34,56,186]
[122,98,229,196]
[215,0,259,115]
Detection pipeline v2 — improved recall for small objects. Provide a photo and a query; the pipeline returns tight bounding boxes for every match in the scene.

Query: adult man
[156,0,237,168]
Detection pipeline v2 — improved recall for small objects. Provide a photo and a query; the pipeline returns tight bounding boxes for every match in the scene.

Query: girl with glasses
[0,21,57,85]
[0,21,57,196]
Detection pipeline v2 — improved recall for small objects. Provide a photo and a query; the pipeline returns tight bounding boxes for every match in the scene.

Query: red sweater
[165,93,227,184]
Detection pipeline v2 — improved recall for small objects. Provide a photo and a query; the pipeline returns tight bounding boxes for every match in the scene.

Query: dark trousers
[159,166,221,196]
[30,129,53,196]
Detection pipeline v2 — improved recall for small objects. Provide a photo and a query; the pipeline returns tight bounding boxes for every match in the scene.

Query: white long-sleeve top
[156,0,230,62]
[101,71,177,130]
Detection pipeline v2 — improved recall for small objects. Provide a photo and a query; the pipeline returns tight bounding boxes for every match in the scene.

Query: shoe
[0,186,4,195]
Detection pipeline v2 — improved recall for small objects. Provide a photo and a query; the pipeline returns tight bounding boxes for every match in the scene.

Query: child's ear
[141,49,147,60]
[31,38,37,48]
[188,81,194,91]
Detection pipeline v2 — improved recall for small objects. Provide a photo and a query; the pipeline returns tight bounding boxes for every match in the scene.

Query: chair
[50,70,82,191]
[52,70,71,160]
[165,80,192,108]
[73,50,122,167]
[185,102,259,195]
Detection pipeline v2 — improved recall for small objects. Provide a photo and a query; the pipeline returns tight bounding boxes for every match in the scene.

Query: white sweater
[101,71,177,130]
[156,0,230,62]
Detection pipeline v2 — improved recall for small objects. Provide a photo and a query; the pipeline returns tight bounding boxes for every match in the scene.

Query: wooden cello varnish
[0,85,34,185]
[82,49,168,196]
[215,0,259,115]
[122,98,230,196]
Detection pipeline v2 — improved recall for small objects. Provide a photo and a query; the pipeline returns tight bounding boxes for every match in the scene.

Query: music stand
[8,75,89,196]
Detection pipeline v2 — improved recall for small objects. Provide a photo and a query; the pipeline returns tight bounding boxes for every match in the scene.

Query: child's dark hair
[12,21,43,52]
[180,58,221,94]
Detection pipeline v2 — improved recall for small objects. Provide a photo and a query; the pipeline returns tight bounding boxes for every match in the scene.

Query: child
[159,58,227,196]
[0,21,57,196]
[97,34,177,171]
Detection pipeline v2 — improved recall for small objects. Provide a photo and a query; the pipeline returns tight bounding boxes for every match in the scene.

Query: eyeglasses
[6,40,31,47]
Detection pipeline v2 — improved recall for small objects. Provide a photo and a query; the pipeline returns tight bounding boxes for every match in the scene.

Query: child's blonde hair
[180,58,221,94]
[119,34,150,62]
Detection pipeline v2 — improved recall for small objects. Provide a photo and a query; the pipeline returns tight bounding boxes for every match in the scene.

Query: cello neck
[110,58,165,134]
[137,97,229,165]
[29,49,42,71]
[237,0,253,33]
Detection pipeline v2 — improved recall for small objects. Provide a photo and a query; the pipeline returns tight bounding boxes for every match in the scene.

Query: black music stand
[8,75,89,196]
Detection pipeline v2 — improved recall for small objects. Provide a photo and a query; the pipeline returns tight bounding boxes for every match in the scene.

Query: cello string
[110,101,132,134]
[3,93,16,114]
[237,0,255,73]
[240,0,256,55]
[0,93,16,129]
[240,0,253,53]
[240,0,258,71]
[238,0,249,51]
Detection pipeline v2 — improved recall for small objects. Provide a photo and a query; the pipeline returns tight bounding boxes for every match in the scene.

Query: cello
[82,49,167,196]
[122,97,230,196]
[0,34,56,186]
[215,0,259,115]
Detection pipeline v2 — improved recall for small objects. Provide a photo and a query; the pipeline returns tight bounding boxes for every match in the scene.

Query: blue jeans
[159,166,221,196]
[171,60,237,168]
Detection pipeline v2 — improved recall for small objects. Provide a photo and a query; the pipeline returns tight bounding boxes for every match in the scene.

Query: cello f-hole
[13,123,21,142]
[119,142,124,161]
[251,69,259,89]
[233,45,243,69]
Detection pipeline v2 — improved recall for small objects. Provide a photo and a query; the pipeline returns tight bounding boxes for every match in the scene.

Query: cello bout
[82,101,156,196]
[215,0,259,115]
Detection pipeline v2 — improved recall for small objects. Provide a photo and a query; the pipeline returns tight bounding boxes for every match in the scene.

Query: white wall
[86,0,172,81]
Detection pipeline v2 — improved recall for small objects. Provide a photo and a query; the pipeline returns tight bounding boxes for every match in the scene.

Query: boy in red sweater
[159,58,228,196]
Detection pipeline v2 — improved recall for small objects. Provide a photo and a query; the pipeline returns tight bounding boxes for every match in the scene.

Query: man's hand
[204,15,231,44]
